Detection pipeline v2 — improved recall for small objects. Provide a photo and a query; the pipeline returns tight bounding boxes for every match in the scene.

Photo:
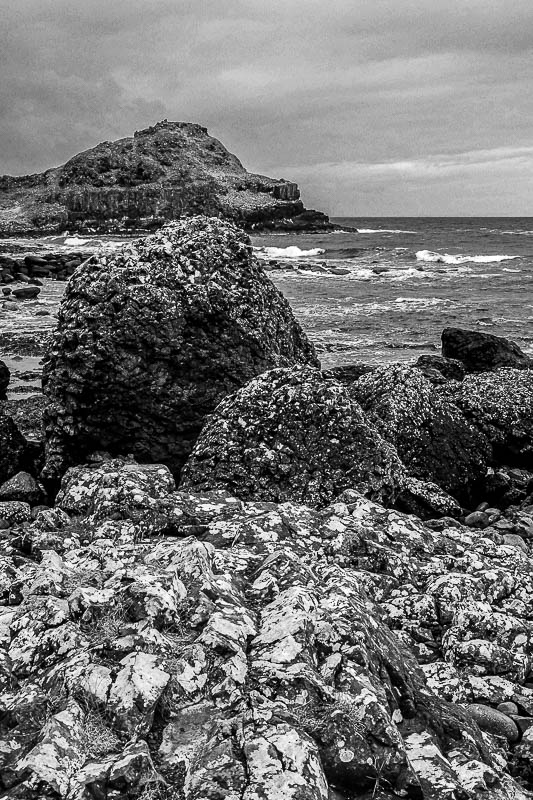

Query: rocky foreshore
[1,216,533,799]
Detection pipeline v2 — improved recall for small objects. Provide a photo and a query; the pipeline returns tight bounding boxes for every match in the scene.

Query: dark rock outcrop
[442,327,532,373]
[0,412,27,484]
[180,366,404,507]
[42,217,319,481]
[442,368,533,467]
[352,365,491,504]
[0,360,9,397]
[0,120,334,234]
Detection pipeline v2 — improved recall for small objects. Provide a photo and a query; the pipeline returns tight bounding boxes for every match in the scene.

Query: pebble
[502,533,528,553]
[497,701,519,716]
[467,703,520,742]
[464,510,490,528]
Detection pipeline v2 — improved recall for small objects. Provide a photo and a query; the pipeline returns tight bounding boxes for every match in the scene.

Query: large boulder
[442,368,533,467]
[42,217,318,480]
[442,327,532,373]
[180,366,404,507]
[352,365,491,504]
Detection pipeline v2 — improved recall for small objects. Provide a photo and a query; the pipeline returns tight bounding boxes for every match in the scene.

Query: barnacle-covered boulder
[442,369,533,467]
[180,366,404,507]
[42,216,319,480]
[352,365,491,504]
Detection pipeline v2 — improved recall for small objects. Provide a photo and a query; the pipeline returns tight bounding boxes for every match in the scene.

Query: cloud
[1,1,533,213]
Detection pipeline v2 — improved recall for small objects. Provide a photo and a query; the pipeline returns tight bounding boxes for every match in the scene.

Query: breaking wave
[257,245,326,258]
[357,228,417,234]
[416,250,519,265]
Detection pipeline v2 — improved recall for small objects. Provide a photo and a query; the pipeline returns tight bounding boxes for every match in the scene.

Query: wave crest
[416,250,518,265]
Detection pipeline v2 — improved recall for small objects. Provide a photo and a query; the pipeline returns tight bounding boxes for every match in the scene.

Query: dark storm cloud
[2,0,533,213]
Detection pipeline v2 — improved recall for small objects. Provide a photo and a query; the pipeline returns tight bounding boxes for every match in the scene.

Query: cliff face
[0,121,332,234]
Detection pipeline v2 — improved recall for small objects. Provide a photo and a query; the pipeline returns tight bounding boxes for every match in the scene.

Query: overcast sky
[2,0,533,216]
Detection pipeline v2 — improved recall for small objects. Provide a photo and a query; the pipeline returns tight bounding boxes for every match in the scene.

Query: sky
[2,0,533,216]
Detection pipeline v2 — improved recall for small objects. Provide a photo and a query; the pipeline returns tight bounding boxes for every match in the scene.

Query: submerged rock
[42,216,318,481]
[180,366,404,507]
[352,364,491,504]
[442,327,532,373]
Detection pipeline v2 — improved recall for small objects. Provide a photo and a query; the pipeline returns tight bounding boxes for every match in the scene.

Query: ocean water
[1,218,532,370]
[252,217,533,368]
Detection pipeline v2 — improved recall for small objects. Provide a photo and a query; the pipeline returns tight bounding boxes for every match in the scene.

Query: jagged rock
[442,369,533,467]
[395,476,463,519]
[0,360,9,397]
[181,366,404,507]
[0,413,27,486]
[0,119,334,235]
[442,327,533,372]
[1,460,533,798]
[352,364,491,504]
[42,217,318,481]
[0,472,43,506]
[414,353,466,382]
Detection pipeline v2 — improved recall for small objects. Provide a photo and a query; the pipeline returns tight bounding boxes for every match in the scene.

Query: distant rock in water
[42,217,319,481]
[442,327,533,372]
[0,120,333,234]
[180,366,404,507]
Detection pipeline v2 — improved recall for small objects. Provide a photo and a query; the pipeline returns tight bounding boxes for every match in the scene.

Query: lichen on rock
[42,216,318,481]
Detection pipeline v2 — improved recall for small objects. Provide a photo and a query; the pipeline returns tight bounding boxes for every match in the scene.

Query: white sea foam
[257,245,326,258]
[416,250,519,265]
[357,228,417,234]
[63,236,90,246]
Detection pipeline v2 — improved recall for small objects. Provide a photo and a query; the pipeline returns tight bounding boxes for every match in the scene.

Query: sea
[1,216,532,370]
[253,217,533,368]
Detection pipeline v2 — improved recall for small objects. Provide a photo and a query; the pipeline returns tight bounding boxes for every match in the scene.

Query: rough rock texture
[442,369,533,468]
[0,412,27,486]
[352,365,491,504]
[442,328,533,373]
[42,217,319,481]
[0,457,532,798]
[0,120,333,234]
[181,366,404,507]
[414,354,466,383]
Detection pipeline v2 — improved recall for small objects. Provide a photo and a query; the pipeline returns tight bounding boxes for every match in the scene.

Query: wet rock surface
[180,366,404,507]
[0,457,532,798]
[42,216,318,481]
[442,328,533,373]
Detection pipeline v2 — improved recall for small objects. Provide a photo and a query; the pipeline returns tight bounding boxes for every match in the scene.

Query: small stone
[464,511,490,528]
[3,301,18,311]
[497,701,519,716]
[476,502,489,512]
[502,533,528,553]
[467,703,520,741]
